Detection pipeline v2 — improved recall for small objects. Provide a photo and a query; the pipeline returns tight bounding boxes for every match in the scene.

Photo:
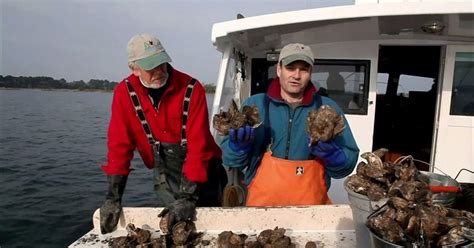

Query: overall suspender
[125,78,197,148]
[125,78,197,190]
[180,79,197,146]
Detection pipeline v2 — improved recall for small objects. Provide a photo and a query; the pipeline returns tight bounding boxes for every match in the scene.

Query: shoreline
[0,87,216,94]
[0,87,112,92]
[0,87,215,95]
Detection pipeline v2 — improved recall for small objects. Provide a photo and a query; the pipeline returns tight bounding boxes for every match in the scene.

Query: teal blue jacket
[220,78,359,188]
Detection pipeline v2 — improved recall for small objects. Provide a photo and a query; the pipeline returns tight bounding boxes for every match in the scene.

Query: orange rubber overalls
[245,95,332,207]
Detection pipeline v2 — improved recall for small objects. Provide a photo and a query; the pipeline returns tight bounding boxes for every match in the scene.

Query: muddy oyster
[109,223,166,248]
[367,174,474,247]
[306,105,345,145]
[217,230,247,248]
[217,227,295,248]
[171,221,196,246]
[213,99,261,136]
[126,223,151,244]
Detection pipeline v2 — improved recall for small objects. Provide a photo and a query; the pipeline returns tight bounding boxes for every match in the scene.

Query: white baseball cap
[127,34,172,70]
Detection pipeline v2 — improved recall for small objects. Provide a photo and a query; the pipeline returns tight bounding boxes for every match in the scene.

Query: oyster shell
[306,105,345,145]
[213,99,261,136]
[171,221,193,246]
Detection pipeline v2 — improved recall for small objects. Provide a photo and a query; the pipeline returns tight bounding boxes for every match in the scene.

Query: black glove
[100,175,127,234]
[158,176,198,233]
[158,197,197,233]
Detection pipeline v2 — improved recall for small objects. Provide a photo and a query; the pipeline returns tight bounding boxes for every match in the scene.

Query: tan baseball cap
[127,34,172,70]
[278,43,314,66]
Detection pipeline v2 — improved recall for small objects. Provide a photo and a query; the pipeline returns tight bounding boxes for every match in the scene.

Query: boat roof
[212,1,474,52]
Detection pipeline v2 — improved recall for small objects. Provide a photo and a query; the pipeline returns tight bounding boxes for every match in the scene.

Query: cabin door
[373,46,441,168]
[434,45,474,182]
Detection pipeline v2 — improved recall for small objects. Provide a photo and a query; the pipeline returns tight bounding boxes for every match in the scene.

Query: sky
[1,0,352,84]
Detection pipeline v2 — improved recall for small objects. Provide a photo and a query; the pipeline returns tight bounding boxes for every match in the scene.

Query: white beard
[139,74,169,89]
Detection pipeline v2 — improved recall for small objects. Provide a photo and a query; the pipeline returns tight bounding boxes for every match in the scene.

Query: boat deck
[69,205,356,247]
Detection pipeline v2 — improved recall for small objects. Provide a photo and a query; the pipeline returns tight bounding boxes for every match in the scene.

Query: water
[0,89,215,247]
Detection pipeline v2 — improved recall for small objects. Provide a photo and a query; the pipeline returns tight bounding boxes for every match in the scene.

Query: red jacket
[101,66,221,183]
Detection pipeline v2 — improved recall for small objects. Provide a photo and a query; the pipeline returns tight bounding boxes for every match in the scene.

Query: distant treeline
[0,75,216,93]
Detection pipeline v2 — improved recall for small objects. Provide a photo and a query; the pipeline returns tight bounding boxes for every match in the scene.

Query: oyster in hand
[307,105,345,145]
[213,99,260,136]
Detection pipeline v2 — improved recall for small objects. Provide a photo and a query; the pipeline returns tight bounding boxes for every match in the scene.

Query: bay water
[0,89,214,247]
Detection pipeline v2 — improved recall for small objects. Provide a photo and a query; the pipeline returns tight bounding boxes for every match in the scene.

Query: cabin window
[250,58,370,115]
[450,52,474,116]
[399,75,436,98]
[377,73,389,95]
[311,59,370,115]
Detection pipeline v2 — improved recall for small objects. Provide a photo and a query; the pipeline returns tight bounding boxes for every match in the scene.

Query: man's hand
[158,198,196,233]
[309,140,347,167]
[228,125,255,153]
[100,175,127,234]
[100,200,122,234]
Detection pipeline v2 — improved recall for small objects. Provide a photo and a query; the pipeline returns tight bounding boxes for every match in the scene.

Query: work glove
[228,125,255,153]
[158,175,199,233]
[158,197,197,233]
[309,139,347,167]
[100,175,127,234]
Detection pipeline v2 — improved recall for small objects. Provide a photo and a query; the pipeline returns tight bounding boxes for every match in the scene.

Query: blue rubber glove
[229,125,255,153]
[309,140,347,167]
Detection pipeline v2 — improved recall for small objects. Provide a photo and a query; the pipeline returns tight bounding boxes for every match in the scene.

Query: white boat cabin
[210,0,474,193]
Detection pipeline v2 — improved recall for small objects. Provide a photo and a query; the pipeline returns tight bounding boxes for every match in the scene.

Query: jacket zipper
[285,107,295,159]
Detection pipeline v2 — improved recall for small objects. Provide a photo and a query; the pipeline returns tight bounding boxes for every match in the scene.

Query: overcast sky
[1,0,352,84]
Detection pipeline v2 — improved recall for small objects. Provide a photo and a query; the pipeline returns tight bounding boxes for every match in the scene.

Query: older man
[99,34,225,233]
[220,43,359,206]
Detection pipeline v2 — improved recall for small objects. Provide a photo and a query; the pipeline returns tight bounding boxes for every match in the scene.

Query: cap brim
[281,54,313,66]
[135,51,172,70]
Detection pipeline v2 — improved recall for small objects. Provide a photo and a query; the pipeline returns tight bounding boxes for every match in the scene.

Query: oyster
[388,196,410,210]
[159,212,171,234]
[245,240,263,248]
[126,223,151,244]
[416,205,439,240]
[395,162,418,182]
[388,180,428,202]
[395,208,413,228]
[217,230,247,248]
[345,174,370,195]
[109,236,130,247]
[366,182,387,201]
[361,152,385,172]
[171,221,193,246]
[213,99,260,136]
[372,148,389,159]
[437,226,467,247]
[305,241,318,248]
[255,227,294,247]
[367,213,405,244]
[306,105,345,145]
[110,223,157,248]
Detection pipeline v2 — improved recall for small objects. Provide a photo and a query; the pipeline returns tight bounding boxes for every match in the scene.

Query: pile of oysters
[109,221,202,248]
[216,227,318,248]
[109,223,165,247]
[109,224,320,248]
[213,100,261,136]
[346,150,474,246]
[217,227,293,248]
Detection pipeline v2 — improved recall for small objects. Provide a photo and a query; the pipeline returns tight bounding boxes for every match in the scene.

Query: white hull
[70,205,355,247]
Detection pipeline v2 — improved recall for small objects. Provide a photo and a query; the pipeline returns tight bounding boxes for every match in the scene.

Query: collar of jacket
[126,64,179,95]
[266,77,317,106]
